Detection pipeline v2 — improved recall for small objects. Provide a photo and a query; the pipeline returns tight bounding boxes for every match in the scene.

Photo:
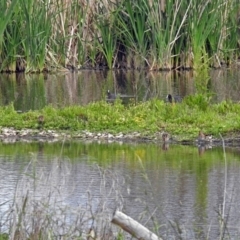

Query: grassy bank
[1,94,240,141]
[0,0,239,72]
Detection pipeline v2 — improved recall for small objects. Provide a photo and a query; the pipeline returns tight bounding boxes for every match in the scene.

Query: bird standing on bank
[107,90,117,100]
[166,94,182,103]
[162,132,170,142]
[197,131,212,143]
[38,115,44,129]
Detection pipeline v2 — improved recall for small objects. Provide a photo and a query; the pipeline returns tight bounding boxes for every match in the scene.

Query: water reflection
[0,141,240,238]
[1,69,240,111]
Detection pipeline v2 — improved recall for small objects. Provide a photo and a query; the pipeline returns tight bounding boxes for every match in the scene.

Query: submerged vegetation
[0,93,240,141]
[0,0,239,72]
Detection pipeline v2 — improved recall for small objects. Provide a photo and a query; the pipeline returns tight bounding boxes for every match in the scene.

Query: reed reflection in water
[1,69,240,111]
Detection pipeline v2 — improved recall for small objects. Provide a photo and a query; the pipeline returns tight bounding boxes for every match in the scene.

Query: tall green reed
[0,0,19,71]
[215,1,240,66]
[148,0,190,69]
[0,0,18,52]
[115,0,151,68]
[96,16,117,69]
[1,10,22,72]
[0,0,239,72]
[19,0,52,72]
[188,0,223,69]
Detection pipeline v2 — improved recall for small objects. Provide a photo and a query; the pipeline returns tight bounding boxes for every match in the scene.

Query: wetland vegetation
[1,0,239,140]
[0,0,239,72]
[0,69,239,143]
[1,1,240,239]
[0,92,240,142]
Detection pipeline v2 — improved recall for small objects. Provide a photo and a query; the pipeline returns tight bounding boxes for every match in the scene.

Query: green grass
[1,94,240,141]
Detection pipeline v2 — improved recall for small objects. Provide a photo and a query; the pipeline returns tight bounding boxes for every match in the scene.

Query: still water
[1,68,240,111]
[1,69,240,239]
[1,140,240,239]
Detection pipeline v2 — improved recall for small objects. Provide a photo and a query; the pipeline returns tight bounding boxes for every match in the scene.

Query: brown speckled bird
[38,115,44,129]
[162,133,170,142]
[198,131,212,143]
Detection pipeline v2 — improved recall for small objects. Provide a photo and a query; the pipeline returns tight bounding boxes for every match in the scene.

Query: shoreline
[1,127,240,148]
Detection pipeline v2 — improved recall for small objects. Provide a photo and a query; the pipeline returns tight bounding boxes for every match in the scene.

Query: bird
[78,113,88,126]
[78,113,88,121]
[162,132,170,142]
[106,90,118,103]
[166,94,182,103]
[107,90,117,99]
[198,131,206,141]
[197,131,212,143]
[37,115,44,129]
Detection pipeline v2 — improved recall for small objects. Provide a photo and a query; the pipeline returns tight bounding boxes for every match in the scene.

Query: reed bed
[0,0,239,72]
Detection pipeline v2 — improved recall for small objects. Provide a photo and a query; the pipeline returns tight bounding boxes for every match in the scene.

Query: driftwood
[111,210,161,240]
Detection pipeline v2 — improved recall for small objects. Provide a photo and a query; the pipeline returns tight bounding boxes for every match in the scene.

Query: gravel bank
[0,127,239,147]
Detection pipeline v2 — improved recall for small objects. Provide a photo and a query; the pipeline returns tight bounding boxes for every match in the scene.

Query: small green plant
[0,234,8,240]
[184,93,212,111]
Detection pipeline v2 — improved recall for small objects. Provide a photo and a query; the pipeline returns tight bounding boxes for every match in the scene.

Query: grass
[0,94,240,141]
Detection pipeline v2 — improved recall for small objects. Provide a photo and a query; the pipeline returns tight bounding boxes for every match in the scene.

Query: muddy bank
[1,127,240,148]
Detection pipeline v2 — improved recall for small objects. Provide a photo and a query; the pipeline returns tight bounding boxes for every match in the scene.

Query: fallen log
[111,210,161,240]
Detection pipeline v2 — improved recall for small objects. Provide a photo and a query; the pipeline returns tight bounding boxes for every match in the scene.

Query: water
[1,140,240,239]
[1,69,240,238]
[1,69,240,111]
